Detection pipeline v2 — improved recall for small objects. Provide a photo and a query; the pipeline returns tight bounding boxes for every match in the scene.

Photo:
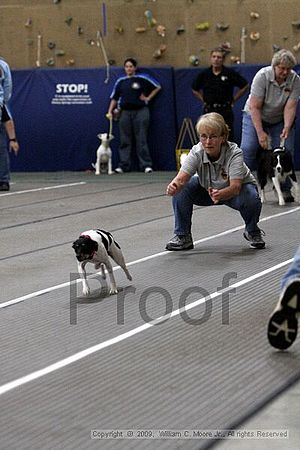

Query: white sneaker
[144,167,153,173]
[114,167,123,174]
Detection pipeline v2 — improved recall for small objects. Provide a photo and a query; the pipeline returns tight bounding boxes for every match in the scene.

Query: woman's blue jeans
[0,126,10,182]
[241,112,295,191]
[281,245,300,290]
[172,176,262,236]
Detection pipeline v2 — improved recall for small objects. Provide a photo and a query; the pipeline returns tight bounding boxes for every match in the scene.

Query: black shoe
[267,278,300,350]
[243,229,265,249]
[0,182,10,191]
[166,234,194,251]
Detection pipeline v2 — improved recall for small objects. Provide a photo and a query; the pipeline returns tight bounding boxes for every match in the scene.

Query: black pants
[203,106,234,141]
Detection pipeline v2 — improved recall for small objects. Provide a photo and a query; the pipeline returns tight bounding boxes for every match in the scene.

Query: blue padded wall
[10,67,177,172]
[8,65,300,172]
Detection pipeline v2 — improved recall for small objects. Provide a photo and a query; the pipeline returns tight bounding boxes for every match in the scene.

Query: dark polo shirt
[192,66,248,105]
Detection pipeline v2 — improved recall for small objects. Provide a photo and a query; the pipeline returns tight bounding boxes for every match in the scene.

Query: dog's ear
[72,238,83,248]
[91,240,98,252]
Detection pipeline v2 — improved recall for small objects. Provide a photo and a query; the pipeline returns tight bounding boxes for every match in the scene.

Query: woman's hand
[208,187,220,204]
[166,181,178,196]
[139,93,149,104]
[257,131,269,149]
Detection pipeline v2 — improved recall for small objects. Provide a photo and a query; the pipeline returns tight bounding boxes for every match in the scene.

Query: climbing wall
[1,0,300,69]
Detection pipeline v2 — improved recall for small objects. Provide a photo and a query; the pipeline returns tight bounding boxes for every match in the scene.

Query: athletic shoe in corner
[144,167,153,173]
[114,167,124,174]
[243,229,265,249]
[0,182,10,191]
[267,278,300,350]
[166,234,194,251]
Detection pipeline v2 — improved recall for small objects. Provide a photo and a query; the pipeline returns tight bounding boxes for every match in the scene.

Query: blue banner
[10,67,177,172]
[8,65,300,171]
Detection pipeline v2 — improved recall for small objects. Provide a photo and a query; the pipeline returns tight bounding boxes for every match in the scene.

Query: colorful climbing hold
[189,55,199,66]
[250,31,260,41]
[46,58,55,66]
[216,23,229,31]
[65,16,73,26]
[25,18,32,28]
[144,10,157,27]
[195,22,210,31]
[47,41,56,49]
[176,25,185,35]
[135,27,147,33]
[230,55,240,64]
[220,41,231,53]
[55,49,65,56]
[291,21,300,29]
[156,25,166,37]
[115,26,124,34]
[272,44,281,52]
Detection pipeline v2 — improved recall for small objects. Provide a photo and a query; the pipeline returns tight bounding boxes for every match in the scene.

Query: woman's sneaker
[166,234,194,251]
[267,278,300,350]
[114,167,123,174]
[243,229,265,249]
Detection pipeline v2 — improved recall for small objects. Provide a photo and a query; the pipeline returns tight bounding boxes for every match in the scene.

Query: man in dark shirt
[192,48,249,140]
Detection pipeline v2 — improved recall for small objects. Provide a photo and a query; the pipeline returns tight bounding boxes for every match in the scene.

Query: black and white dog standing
[72,229,132,296]
[94,133,114,175]
[256,146,299,206]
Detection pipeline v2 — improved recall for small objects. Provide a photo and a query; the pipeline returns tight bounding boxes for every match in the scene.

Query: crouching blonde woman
[166,113,265,250]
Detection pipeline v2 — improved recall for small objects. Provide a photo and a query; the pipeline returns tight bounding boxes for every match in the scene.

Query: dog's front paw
[109,287,119,295]
[279,199,286,206]
[82,287,90,296]
[260,192,266,203]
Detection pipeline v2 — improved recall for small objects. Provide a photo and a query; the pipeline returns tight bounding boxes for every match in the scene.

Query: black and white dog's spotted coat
[256,146,300,206]
[72,229,132,296]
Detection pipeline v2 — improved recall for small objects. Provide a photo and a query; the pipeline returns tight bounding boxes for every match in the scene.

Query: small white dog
[72,229,132,296]
[94,133,113,175]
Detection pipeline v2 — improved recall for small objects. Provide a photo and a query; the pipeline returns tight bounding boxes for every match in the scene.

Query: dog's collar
[273,147,285,154]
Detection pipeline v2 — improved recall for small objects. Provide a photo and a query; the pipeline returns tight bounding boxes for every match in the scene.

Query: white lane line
[0,257,293,396]
[0,182,86,197]
[1,205,300,310]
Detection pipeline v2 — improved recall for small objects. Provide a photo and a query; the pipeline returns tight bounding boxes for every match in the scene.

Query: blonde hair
[196,112,230,141]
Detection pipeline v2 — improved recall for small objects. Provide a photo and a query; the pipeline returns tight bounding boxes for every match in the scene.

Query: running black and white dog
[72,229,132,296]
[256,146,299,206]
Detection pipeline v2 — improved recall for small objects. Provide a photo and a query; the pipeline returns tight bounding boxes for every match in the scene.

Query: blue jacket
[0,58,13,119]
